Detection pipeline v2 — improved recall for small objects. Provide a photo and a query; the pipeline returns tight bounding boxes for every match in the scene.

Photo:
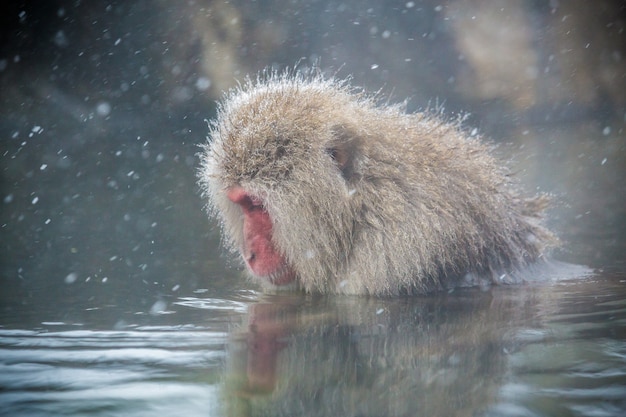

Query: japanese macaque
[198,69,556,295]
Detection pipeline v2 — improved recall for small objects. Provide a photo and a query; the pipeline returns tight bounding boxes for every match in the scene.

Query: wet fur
[198,69,556,295]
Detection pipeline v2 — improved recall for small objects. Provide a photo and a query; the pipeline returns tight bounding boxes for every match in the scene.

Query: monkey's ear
[325,126,358,182]
[327,147,350,171]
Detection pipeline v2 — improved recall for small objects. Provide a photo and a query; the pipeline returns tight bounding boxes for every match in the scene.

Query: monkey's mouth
[242,248,297,286]
[246,260,297,286]
[263,264,297,286]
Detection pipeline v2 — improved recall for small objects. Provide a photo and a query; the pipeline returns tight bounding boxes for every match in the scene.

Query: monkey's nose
[247,252,256,265]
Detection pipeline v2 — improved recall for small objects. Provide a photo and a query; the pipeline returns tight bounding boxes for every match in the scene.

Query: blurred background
[1,0,625,323]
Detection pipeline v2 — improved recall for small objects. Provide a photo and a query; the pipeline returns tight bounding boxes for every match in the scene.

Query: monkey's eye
[227,188,265,211]
[240,195,264,211]
[249,196,264,210]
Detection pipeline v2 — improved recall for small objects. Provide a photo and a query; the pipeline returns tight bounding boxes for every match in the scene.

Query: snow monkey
[198,69,555,295]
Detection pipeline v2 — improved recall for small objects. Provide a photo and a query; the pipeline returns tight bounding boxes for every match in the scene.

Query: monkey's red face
[227,187,296,286]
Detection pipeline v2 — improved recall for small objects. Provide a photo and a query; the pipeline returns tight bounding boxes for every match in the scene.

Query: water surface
[2,269,624,417]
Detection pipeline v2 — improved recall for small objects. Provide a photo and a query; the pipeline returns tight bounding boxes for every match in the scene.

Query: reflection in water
[223,270,626,417]
[226,292,511,417]
[0,271,625,416]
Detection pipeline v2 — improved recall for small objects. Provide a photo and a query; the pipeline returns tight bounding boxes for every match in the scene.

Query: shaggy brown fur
[198,70,555,295]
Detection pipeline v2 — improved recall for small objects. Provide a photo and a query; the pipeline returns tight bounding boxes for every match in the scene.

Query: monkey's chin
[251,264,297,286]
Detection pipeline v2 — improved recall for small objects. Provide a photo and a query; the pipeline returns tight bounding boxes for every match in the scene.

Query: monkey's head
[199,72,396,292]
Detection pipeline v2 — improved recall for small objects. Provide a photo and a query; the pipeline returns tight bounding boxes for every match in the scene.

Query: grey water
[1,269,625,417]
